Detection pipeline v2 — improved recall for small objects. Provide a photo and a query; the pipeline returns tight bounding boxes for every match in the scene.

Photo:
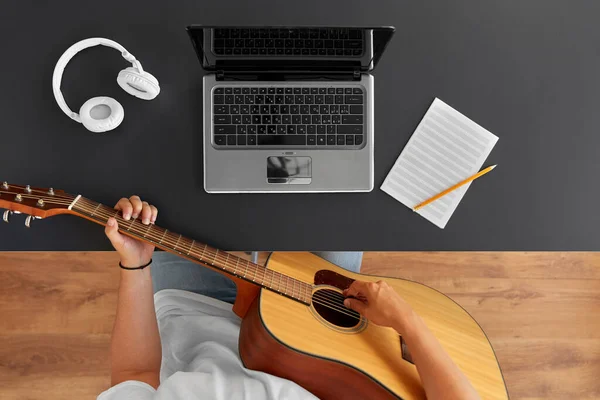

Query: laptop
[186,26,395,193]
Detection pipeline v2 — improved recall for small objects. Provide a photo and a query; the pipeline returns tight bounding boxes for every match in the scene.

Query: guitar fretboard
[72,197,312,305]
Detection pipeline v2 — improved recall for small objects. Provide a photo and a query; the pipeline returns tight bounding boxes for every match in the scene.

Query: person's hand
[104,195,158,268]
[343,280,414,330]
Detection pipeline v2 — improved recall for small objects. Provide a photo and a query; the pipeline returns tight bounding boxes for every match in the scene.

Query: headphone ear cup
[79,97,124,133]
[117,67,160,100]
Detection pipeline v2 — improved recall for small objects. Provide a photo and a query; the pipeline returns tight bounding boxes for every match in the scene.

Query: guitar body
[239,252,508,400]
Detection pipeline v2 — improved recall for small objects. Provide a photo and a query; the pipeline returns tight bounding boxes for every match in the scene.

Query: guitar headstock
[0,182,77,227]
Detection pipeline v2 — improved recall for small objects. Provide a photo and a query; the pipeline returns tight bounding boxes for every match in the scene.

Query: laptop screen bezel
[186,25,395,74]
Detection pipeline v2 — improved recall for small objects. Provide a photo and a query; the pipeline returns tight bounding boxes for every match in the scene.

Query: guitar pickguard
[314,269,355,290]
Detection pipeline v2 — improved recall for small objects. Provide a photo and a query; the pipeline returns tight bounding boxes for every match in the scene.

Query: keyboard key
[245,95,254,104]
[268,125,276,134]
[297,125,306,134]
[345,40,362,49]
[345,95,363,104]
[332,115,341,124]
[342,115,363,124]
[214,88,224,94]
[227,135,237,145]
[325,95,334,104]
[345,88,353,94]
[327,135,336,145]
[248,125,257,134]
[252,115,261,124]
[337,135,345,145]
[234,88,241,94]
[350,105,363,114]
[282,115,291,124]
[292,115,301,124]
[248,135,257,145]
[238,135,247,145]
[320,105,329,114]
[215,125,236,134]
[225,88,233,94]
[242,115,251,124]
[302,115,311,124]
[232,115,242,124]
[277,125,286,134]
[294,88,301,94]
[258,125,267,134]
[335,95,344,104]
[317,125,326,134]
[336,88,344,94]
[214,105,228,114]
[258,135,306,145]
[337,125,363,134]
[346,135,354,145]
[225,95,234,104]
[287,125,296,134]
[290,105,299,114]
[214,135,226,145]
[237,125,247,134]
[354,135,363,145]
[300,105,310,114]
[327,125,335,134]
[259,88,267,94]
[240,105,249,114]
[308,125,316,134]
[307,135,316,145]
[322,115,331,124]
[242,87,250,94]
[353,88,363,94]
[317,135,326,145]
[327,88,335,94]
[340,105,349,114]
[260,105,270,114]
[310,105,320,114]
[214,95,224,104]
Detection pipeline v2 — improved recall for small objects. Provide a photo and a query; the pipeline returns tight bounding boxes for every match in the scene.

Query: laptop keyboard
[213,86,366,149]
[212,28,364,57]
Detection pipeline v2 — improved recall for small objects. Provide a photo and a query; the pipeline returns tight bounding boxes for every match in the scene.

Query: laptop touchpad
[267,156,312,184]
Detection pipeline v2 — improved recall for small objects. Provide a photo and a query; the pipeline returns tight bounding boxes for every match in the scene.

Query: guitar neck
[70,196,312,305]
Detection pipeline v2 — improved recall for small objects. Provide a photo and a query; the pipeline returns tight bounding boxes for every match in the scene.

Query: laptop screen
[186,26,395,73]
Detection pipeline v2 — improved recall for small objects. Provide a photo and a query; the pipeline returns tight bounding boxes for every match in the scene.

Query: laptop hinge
[215,69,361,81]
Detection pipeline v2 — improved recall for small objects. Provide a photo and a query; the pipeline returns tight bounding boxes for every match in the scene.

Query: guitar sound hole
[312,288,361,328]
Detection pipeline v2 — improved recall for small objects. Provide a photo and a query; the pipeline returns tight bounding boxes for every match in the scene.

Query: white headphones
[52,38,160,133]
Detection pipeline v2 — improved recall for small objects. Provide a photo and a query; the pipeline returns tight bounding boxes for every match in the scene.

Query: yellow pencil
[413,165,497,212]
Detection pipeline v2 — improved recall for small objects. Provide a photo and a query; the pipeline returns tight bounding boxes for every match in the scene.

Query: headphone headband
[52,38,144,123]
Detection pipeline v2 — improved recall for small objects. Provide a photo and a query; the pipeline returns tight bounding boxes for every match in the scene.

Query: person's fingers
[150,205,158,224]
[344,298,368,314]
[140,201,152,225]
[129,195,143,219]
[115,198,133,220]
[104,217,124,250]
[345,280,368,298]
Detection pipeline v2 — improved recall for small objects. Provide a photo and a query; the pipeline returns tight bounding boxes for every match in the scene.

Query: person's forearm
[111,267,161,388]
[393,312,480,400]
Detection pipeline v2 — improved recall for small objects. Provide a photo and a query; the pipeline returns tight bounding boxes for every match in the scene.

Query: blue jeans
[151,252,363,304]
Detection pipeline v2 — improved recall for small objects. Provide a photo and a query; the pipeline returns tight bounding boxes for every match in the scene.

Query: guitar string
[0,185,76,201]
[2,193,358,310]
[74,198,358,308]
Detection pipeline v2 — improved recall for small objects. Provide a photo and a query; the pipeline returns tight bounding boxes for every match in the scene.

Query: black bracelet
[119,259,153,270]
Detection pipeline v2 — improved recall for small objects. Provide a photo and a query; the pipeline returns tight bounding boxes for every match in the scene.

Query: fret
[200,244,207,261]
[243,260,249,278]
[269,270,274,288]
[143,223,152,238]
[174,234,182,251]
[233,257,239,276]
[187,240,195,256]
[90,203,101,217]
[291,278,296,299]
[223,253,230,271]
[159,229,168,244]
[212,249,218,265]
[127,218,136,231]
[279,273,284,295]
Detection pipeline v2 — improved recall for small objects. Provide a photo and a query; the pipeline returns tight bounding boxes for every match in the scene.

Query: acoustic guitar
[0,182,508,399]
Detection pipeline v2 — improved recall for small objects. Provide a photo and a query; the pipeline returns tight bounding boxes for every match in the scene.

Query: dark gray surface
[1,0,599,251]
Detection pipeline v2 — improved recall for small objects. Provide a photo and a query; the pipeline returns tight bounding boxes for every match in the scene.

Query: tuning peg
[25,185,32,194]
[3,210,12,223]
[25,215,33,228]
[48,188,55,196]
[1,182,7,190]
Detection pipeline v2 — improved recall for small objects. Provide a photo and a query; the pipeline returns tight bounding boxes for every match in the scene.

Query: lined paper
[381,98,498,229]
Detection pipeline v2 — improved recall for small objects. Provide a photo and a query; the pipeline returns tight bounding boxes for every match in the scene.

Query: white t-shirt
[98,289,318,400]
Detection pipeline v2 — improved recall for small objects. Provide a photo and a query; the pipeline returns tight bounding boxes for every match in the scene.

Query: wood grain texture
[0,251,598,399]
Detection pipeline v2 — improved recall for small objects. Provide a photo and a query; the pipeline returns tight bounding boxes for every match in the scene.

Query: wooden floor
[0,252,598,399]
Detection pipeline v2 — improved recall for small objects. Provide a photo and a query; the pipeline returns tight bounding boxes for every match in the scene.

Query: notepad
[381,98,499,229]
